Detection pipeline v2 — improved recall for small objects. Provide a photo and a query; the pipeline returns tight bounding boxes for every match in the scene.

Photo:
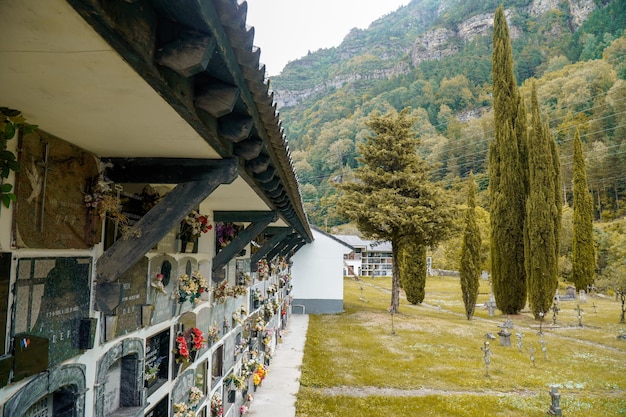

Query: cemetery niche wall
[13,257,92,371]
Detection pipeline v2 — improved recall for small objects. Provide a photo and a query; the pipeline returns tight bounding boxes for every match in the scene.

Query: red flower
[176,336,189,358]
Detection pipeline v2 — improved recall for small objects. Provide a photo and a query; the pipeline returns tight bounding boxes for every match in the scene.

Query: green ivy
[0,107,37,209]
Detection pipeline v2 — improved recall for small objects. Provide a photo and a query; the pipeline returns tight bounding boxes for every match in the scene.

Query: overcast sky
[246,0,412,76]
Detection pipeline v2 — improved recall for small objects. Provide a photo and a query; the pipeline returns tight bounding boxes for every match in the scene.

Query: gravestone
[145,329,170,395]
[103,358,122,415]
[548,386,563,416]
[14,257,92,367]
[149,255,176,325]
[15,132,101,249]
[561,286,577,301]
[498,329,511,347]
[172,368,195,404]
[195,307,212,357]
[579,289,587,303]
[211,346,224,388]
[114,257,149,338]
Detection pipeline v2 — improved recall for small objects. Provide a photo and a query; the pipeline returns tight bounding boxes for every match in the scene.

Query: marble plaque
[195,307,211,356]
[103,358,122,415]
[15,131,100,249]
[172,368,195,404]
[149,255,176,325]
[14,257,92,366]
[145,329,170,395]
[114,257,149,338]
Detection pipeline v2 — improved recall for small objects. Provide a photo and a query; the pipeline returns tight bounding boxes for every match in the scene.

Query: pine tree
[399,238,426,305]
[572,129,596,290]
[489,6,529,314]
[525,83,561,319]
[336,109,456,313]
[460,173,481,319]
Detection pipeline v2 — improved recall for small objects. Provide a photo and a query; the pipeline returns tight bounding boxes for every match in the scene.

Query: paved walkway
[247,314,309,417]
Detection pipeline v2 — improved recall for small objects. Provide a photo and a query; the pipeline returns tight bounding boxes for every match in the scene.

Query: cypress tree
[525,83,561,318]
[489,6,528,314]
[572,129,596,290]
[399,238,427,305]
[460,173,481,319]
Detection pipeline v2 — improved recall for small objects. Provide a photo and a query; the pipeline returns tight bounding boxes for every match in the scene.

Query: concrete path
[247,314,309,417]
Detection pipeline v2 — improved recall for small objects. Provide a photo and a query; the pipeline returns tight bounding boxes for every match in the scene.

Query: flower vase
[180,237,198,253]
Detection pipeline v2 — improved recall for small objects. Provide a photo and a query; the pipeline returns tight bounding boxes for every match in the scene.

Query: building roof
[0,0,312,244]
[332,235,392,253]
[311,227,354,250]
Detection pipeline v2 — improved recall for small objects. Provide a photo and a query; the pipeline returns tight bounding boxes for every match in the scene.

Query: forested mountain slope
[268,0,626,227]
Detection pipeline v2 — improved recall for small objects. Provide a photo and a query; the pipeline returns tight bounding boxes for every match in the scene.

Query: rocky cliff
[272,0,602,109]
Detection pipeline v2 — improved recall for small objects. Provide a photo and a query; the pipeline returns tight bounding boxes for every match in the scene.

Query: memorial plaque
[196,360,208,396]
[15,131,100,249]
[145,329,170,395]
[149,255,176,325]
[172,368,195,404]
[14,257,92,366]
[175,258,199,315]
[195,307,211,357]
[211,345,224,387]
[103,358,122,415]
[114,257,149,338]
[0,253,10,355]
[223,334,235,371]
[145,395,169,417]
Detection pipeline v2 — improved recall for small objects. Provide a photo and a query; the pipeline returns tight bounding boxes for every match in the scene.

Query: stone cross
[37,142,52,233]
[481,341,492,377]
[528,345,536,367]
[516,331,524,352]
[548,386,563,416]
[592,302,597,313]
[552,302,560,326]
[576,304,584,327]
[540,336,548,360]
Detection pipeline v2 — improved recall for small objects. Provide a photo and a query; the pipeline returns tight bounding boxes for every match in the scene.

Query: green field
[295,276,626,417]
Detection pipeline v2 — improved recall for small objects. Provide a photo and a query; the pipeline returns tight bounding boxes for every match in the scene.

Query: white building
[291,228,354,314]
[333,235,393,277]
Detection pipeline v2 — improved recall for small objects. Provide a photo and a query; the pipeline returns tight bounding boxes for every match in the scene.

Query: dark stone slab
[14,257,92,366]
[145,329,170,395]
[145,395,169,417]
[15,132,100,249]
[114,257,149,338]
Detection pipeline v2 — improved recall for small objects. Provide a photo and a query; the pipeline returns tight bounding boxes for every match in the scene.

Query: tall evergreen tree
[489,6,529,314]
[525,83,561,319]
[460,173,482,319]
[336,109,456,313]
[572,129,596,290]
[399,238,427,305]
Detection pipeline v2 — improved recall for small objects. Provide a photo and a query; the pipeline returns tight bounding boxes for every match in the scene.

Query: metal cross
[36,142,51,233]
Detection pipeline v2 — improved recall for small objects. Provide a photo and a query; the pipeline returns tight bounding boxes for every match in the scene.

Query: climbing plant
[0,107,37,209]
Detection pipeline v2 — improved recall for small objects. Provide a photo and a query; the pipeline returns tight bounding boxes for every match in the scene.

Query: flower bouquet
[210,393,223,417]
[215,222,237,249]
[173,402,195,417]
[207,323,220,344]
[178,210,211,240]
[188,386,203,409]
[189,327,207,351]
[173,335,190,364]
[176,271,209,304]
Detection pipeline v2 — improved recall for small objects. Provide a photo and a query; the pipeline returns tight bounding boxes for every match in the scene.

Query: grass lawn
[295,276,626,416]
